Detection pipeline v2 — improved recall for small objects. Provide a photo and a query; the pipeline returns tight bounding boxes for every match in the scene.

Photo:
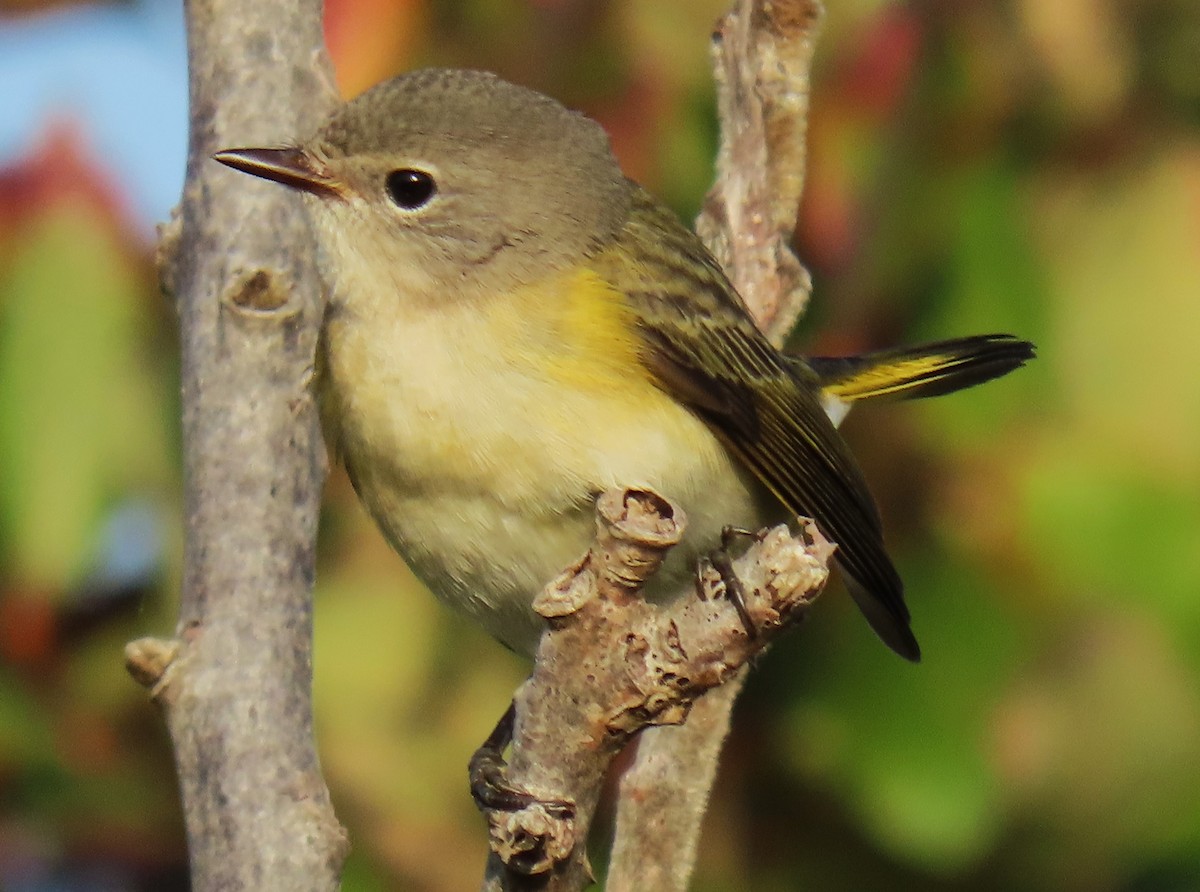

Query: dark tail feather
[843,572,922,663]
[805,334,1035,404]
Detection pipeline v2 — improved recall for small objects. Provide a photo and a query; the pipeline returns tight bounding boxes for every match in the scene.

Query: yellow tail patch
[823,354,963,401]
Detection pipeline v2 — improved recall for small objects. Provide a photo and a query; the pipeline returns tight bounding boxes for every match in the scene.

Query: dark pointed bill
[212,147,343,199]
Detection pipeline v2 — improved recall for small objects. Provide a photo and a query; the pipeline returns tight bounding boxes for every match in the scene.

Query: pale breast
[320,268,765,652]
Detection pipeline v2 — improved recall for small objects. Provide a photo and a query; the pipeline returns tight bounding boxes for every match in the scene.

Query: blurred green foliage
[2,0,1199,889]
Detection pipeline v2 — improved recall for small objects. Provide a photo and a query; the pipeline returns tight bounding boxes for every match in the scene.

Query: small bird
[215,68,1033,662]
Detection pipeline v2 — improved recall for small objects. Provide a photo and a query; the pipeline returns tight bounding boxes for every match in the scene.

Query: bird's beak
[212,147,343,199]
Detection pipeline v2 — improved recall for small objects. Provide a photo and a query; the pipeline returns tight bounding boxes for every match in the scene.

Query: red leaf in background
[796,114,858,276]
[798,9,923,279]
[0,592,58,671]
[590,69,666,188]
[0,119,141,258]
[842,6,923,117]
[324,0,426,98]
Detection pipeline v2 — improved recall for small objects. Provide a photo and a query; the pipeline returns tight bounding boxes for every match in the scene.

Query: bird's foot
[469,702,575,818]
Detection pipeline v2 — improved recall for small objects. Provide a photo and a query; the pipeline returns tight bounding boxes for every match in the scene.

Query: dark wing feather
[595,190,920,661]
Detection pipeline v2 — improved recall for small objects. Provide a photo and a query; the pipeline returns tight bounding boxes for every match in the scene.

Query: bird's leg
[468,701,574,818]
[707,549,756,639]
[702,525,768,639]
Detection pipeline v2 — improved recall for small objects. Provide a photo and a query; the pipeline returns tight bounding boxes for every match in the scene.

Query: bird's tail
[805,333,1035,405]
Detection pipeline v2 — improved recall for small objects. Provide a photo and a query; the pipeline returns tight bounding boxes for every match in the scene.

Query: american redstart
[215,68,1034,662]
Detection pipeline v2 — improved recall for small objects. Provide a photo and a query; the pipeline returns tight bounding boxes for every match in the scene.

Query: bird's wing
[594,190,919,661]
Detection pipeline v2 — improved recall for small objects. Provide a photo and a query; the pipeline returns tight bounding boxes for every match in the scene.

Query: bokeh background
[2,0,1199,889]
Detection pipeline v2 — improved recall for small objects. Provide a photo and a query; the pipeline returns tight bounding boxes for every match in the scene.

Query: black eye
[385,169,436,209]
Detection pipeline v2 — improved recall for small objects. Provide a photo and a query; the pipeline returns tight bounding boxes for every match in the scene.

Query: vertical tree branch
[697,0,822,344]
[124,0,347,888]
[607,2,824,889]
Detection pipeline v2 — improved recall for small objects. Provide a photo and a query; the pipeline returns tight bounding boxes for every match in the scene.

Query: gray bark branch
[481,492,832,891]
[125,0,346,888]
[609,1,825,888]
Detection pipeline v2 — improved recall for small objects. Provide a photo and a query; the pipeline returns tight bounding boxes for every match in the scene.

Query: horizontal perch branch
[481,488,832,891]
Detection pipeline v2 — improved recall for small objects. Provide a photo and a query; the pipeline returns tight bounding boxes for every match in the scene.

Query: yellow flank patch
[825,353,957,401]
[502,263,654,397]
